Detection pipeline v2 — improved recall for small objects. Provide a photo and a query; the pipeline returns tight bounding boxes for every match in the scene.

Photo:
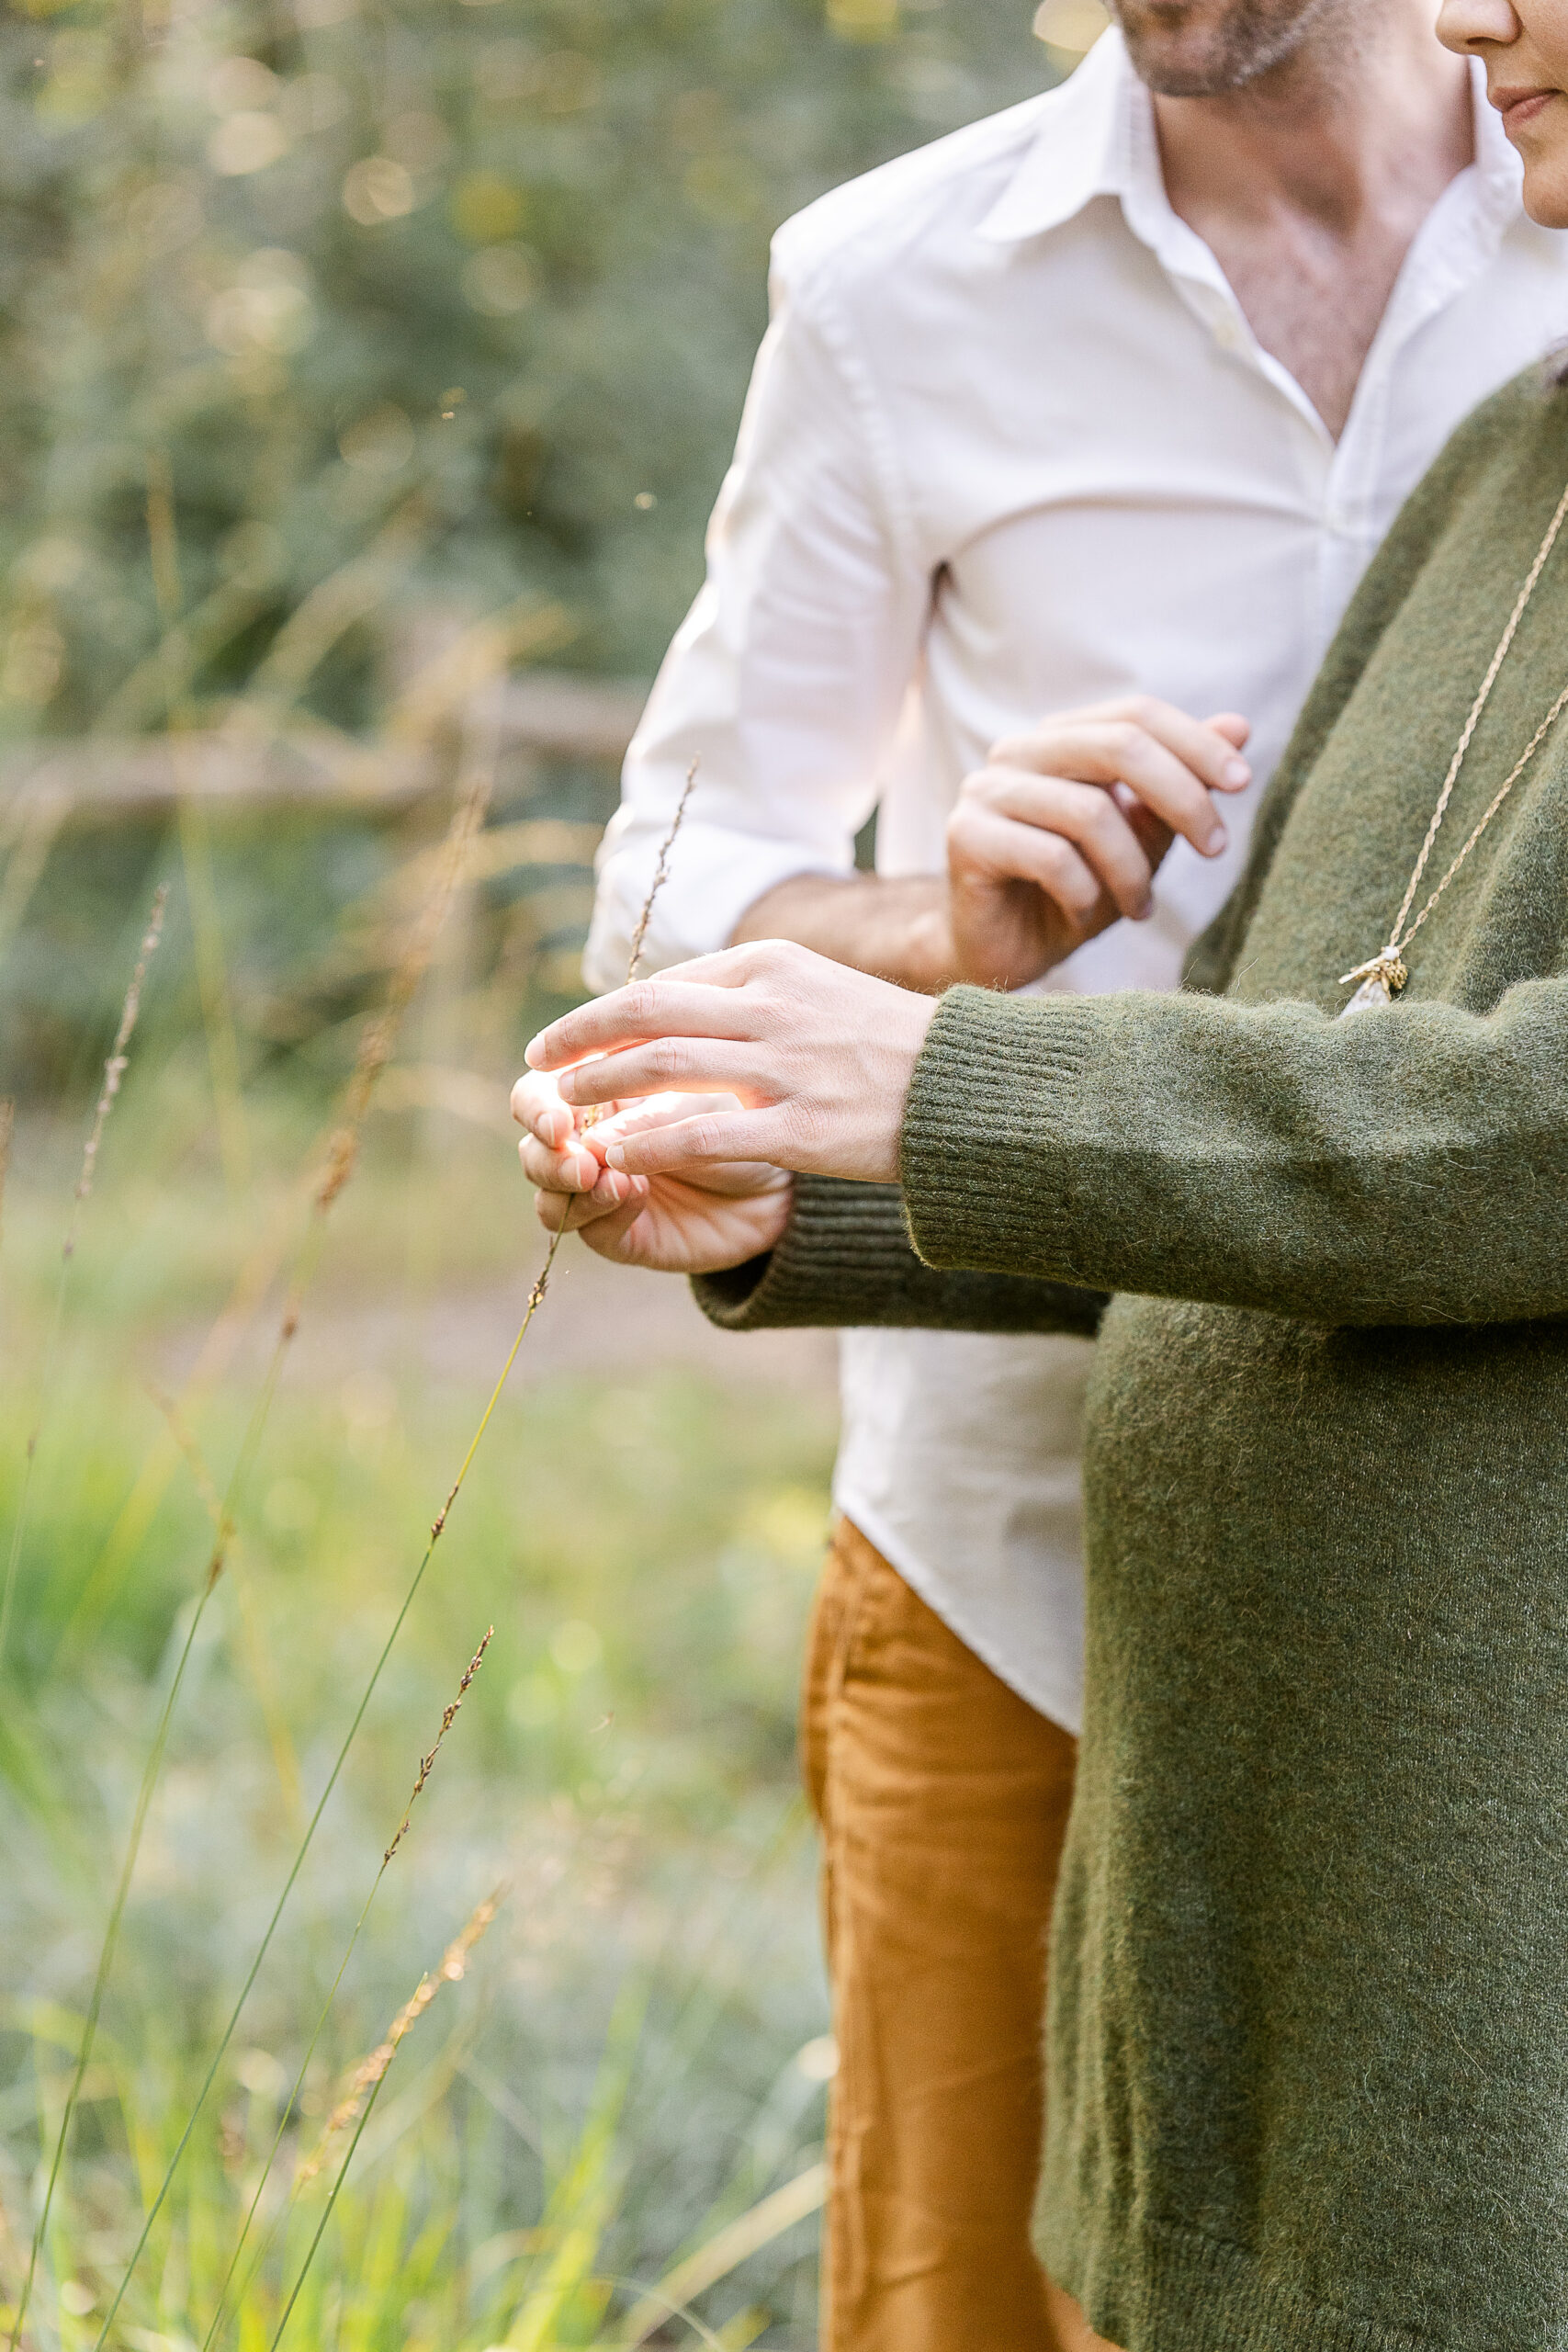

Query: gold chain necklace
[1339,475,1568,1017]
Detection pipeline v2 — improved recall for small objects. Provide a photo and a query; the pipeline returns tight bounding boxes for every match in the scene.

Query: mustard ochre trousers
[801,1517,1080,2352]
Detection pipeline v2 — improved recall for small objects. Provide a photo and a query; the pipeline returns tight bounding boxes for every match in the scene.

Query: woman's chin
[1517,130,1568,228]
[1523,177,1568,228]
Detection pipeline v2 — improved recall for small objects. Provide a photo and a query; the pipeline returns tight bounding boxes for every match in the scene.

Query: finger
[511,1069,575,1147]
[578,1089,746,1140]
[574,1193,654,1261]
[1122,795,1178,875]
[536,1179,648,1240]
[976,727,1229,859]
[951,803,1111,923]
[1013,697,1252,791]
[989,698,1252,802]
[954,777,1153,920]
[602,1106,792,1177]
[519,1132,620,1195]
[556,1039,768,1110]
[525,975,772,1074]
[1203,711,1251,755]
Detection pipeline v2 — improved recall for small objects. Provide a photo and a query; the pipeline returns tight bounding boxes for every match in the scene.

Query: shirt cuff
[585,820,846,989]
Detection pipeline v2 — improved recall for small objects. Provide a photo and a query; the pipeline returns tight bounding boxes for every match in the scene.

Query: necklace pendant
[1337,947,1408,1019]
[1340,972,1394,1018]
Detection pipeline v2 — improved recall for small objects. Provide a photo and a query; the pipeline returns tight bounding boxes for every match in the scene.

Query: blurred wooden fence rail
[0,672,649,827]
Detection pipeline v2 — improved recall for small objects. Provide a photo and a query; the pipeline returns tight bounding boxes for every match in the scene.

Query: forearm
[903,980,1568,1329]
[730,873,958,994]
[692,1175,1109,1334]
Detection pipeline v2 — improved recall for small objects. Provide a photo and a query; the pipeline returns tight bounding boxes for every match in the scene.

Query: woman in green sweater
[517,5,1568,2343]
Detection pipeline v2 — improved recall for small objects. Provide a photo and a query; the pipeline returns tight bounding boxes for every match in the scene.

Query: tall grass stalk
[0,1099,14,1265]
[22,729,500,2352]
[0,885,167,1685]
[267,1891,505,2351]
[59,614,524,1665]
[57,1190,311,1668]
[199,1631,493,2351]
[611,2165,828,2350]
[147,455,251,1198]
[495,1976,648,2352]
[0,789,70,970]
[149,1382,304,1825]
[54,689,497,1668]
[623,758,698,988]
[72,731,694,2352]
[88,1266,550,2352]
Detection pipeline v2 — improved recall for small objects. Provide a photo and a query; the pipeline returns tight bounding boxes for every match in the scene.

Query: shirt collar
[976,27,1137,246]
[977,35,1524,251]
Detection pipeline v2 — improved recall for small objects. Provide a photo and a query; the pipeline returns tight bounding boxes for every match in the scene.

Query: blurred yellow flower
[1032,0,1110,54]
[826,0,898,40]
[450,172,526,244]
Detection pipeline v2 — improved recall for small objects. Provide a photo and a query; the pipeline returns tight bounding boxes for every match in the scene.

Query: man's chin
[1107,0,1327,97]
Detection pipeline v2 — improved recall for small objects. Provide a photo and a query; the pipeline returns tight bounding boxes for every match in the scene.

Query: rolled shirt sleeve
[584,253,930,989]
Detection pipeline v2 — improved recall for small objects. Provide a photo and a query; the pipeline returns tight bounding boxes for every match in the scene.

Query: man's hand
[524,939,937,1183]
[513,1071,793,1272]
[945,698,1252,989]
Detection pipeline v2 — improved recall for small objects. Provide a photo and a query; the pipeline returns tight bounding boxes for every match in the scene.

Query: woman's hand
[523,940,938,1182]
[512,1072,793,1272]
[946,698,1252,989]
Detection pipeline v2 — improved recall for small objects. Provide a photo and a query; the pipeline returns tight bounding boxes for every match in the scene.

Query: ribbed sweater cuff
[692,1175,915,1329]
[902,985,1098,1277]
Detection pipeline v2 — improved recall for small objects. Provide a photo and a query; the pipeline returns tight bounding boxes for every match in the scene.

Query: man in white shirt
[575,4,1568,2346]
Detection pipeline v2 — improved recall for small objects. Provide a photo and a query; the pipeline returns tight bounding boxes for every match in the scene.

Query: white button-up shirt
[587,30,1568,1731]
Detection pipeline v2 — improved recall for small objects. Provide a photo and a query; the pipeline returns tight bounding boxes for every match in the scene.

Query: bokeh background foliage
[0,0,1049,726]
[0,0,1072,2343]
[0,0,1057,1107]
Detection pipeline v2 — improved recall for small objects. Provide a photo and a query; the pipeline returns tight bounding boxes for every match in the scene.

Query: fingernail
[1136,895,1154,921]
[604,1143,626,1170]
[525,1037,545,1068]
[1206,824,1227,854]
[1224,759,1251,787]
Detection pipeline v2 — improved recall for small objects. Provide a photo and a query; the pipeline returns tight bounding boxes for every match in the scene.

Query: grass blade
[198,1631,492,2351]
[90,1259,554,2352]
[0,886,166,1682]
[266,1892,505,2351]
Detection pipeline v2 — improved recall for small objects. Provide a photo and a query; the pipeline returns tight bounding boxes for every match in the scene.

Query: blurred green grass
[0,1046,840,2349]
[0,2,1075,2335]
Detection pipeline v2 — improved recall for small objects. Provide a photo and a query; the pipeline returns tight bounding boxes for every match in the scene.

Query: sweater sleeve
[697,376,1550,1340]
[691,1173,1108,1334]
[901,978,1568,1329]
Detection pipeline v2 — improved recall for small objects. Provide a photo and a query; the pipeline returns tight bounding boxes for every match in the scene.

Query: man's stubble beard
[1104,0,1364,97]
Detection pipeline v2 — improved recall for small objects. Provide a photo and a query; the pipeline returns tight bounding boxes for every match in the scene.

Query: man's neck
[1153,8,1476,437]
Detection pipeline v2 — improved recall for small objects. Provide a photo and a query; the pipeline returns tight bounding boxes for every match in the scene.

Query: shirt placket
[1120,66,1517,679]
[1114,83,1339,656]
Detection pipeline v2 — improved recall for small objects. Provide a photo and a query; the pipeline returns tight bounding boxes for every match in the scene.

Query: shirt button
[1213,312,1243,350]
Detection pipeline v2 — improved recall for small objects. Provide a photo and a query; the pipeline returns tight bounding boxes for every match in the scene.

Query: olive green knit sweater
[696,368,1568,2349]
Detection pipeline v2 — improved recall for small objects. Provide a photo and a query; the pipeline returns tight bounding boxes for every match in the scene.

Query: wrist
[893,900,960,994]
